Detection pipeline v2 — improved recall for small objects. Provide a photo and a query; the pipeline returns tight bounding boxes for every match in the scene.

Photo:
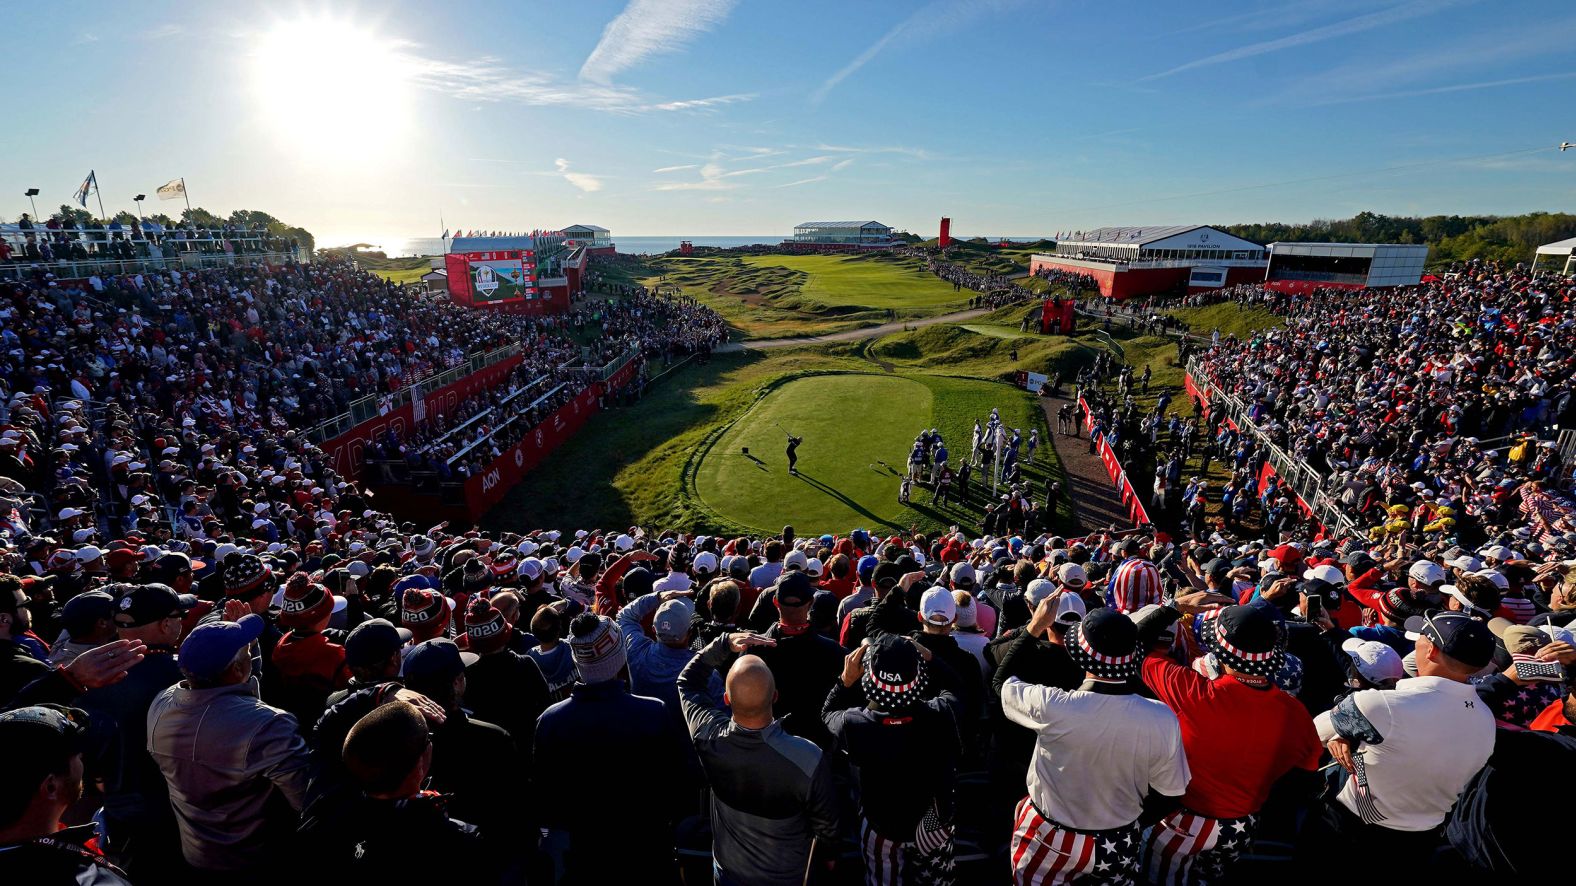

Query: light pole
[23,188,39,220]
[134,194,146,220]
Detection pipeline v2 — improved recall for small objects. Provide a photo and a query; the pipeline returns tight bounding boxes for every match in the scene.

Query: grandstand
[1029,225,1266,298]
[1264,241,1428,292]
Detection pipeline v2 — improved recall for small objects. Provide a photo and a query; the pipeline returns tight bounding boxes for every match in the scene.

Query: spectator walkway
[1038,392,1129,532]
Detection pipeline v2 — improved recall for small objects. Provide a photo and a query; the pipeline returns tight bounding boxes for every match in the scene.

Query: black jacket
[463,648,550,750]
[297,791,506,882]
[823,678,963,838]
[0,636,52,708]
[912,632,986,752]
[756,623,845,748]
[678,638,838,886]
[0,824,133,885]
[1446,726,1576,875]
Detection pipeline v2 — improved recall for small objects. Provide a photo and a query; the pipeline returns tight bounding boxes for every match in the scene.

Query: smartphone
[1514,658,1566,682]
[1305,595,1324,620]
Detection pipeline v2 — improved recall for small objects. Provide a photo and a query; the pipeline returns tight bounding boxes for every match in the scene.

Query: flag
[441,229,449,239]
[74,170,97,207]
[156,178,186,201]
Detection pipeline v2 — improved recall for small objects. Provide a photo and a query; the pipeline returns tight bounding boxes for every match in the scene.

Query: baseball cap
[1474,569,1510,590]
[344,618,413,668]
[1438,584,1491,616]
[783,550,808,571]
[0,704,89,760]
[1341,637,1405,684]
[1052,591,1087,625]
[113,583,198,627]
[403,638,479,686]
[1488,617,1549,655]
[1055,562,1089,589]
[179,613,265,680]
[653,598,695,641]
[1407,560,1447,586]
[60,591,116,636]
[774,571,817,607]
[872,562,905,589]
[920,587,957,626]
[692,551,719,575]
[1403,610,1495,669]
[1024,578,1057,607]
[1446,554,1484,572]
[949,562,976,587]
[1303,564,1346,586]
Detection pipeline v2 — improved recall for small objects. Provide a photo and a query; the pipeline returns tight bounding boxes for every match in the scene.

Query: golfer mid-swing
[785,433,803,475]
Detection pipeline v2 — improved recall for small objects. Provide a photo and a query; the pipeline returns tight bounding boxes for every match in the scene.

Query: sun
[251,15,414,163]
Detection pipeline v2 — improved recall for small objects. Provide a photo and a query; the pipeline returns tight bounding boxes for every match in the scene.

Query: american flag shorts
[1010,796,1140,884]
[860,815,954,886]
[1141,808,1258,885]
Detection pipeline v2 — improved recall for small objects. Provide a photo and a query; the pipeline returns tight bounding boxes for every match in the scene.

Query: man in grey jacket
[146,613,310,875]
[678,631,838,886]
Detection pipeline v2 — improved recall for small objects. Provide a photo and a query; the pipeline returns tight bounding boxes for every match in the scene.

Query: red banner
[320,354,526,478]
[1077,396,1150,527]
[462,387,601,518]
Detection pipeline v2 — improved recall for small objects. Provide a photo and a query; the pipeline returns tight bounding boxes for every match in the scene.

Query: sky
[4,0,1575,248]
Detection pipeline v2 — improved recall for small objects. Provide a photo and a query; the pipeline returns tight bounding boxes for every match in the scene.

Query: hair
[366,565,399,599]
[1454,573,1502,613]
[706,579,741,623]
[1013,560,1038,588]
[530,605,562,643]
[764,540,784,562]
[492,590,521,624]
[342,701,429,795]
[576,552,603,577]
[827,554,851,580]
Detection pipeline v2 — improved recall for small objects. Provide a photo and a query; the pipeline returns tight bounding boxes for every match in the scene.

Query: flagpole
[181,178,192,222]
[93,176,106,222]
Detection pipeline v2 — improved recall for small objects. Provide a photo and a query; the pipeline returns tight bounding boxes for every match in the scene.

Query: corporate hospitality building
[1029,225,1268,299]
[789,220,897,249]
[563,224,614,254]
[1264,242,1429,292]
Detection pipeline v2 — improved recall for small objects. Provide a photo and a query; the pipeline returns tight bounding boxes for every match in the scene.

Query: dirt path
[716,307,991,353]
[1039,392,1131,533]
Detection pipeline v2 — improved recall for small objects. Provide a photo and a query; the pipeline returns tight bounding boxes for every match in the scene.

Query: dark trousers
[1295,798,1442,879]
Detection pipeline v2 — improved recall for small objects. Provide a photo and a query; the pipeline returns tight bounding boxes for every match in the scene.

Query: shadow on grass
[794,472,906,533]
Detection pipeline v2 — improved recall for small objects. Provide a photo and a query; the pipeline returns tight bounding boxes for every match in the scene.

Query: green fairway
[693,371,1052,535]
[737,254,965,310]
[648,253,968,340]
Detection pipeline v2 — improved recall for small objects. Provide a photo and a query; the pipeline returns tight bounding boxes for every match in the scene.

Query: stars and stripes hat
[861,634,928,711]
[1065,608,1142,680]
[1200,605,1285,679]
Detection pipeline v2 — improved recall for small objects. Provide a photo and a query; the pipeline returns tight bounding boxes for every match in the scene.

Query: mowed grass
[695,372,1052,534]
[647,253,969,340]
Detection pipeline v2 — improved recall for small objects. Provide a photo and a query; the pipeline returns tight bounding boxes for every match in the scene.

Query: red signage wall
[462,386,601,518]
[320,354,526,476]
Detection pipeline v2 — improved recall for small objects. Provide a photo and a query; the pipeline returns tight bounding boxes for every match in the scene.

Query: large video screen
[464,250,538,303]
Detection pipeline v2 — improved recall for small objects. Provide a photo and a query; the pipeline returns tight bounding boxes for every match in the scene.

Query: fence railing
[0,250,305,282]
[303,342,522,444]
[1186,357,1359,537]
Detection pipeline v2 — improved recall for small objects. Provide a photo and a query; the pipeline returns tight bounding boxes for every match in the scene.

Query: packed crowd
[1190,262,1576,539]
[571,287,728,364]
[366,356,584,486]
[8,499,1576,884]
[0,215,301,265]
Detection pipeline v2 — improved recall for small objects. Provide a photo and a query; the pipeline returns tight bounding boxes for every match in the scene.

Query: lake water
[378,235,1051,257]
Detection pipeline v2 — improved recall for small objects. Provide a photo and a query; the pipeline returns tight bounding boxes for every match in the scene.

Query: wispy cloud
[652,164,699,174]
[831,158,856,172]
[653,161,737,192]
[774,175,830,188]
[72,33,100,45]
[1306,70,1576,107]
[1142,0,1474,81]
[816,142,933,160]
[812,0,1024,105]
[395,42,753,115]
[649,93,756,112]
[554,158,603,192]
[139,23,183,40]
[581,0,738,84]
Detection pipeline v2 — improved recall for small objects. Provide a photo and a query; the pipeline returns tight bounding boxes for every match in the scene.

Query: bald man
[679,631,839,886]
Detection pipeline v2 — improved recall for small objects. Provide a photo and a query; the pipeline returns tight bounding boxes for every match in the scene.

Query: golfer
[786,433,802,475]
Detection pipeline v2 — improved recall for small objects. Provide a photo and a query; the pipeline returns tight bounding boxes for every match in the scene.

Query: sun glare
[251,15,412,163]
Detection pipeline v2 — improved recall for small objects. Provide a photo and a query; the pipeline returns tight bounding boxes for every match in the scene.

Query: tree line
[1218,211,1576,265]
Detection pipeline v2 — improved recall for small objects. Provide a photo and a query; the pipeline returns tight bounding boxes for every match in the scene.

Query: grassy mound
[1163,302,1282,340]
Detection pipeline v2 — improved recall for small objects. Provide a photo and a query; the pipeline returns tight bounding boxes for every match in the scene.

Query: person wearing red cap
[400,587,452,644]
[270,575,349,730]
[460,595,550,748]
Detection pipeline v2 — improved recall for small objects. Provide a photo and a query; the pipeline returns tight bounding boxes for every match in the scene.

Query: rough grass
[1163,302,1283,340]
[645,253,968,340]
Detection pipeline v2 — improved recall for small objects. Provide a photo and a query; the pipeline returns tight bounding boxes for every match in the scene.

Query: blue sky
[4,0,1574,247]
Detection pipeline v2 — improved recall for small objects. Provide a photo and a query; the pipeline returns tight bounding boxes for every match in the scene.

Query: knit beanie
[569,613,626,684]
[278,575,333,629]
[465,595,512,655]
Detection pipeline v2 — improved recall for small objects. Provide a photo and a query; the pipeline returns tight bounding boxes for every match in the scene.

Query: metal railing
[1186,358,1359,536]
[0,250,306,282]
[303,342,522,444]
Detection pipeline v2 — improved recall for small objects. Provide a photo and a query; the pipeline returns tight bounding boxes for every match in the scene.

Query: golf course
[650,252,971,340]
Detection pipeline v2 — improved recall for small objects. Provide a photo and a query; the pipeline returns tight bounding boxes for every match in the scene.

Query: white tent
[1534,236,1576,276]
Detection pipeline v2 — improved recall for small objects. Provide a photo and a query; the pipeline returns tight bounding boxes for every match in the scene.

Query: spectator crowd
[5,249,1576,886]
